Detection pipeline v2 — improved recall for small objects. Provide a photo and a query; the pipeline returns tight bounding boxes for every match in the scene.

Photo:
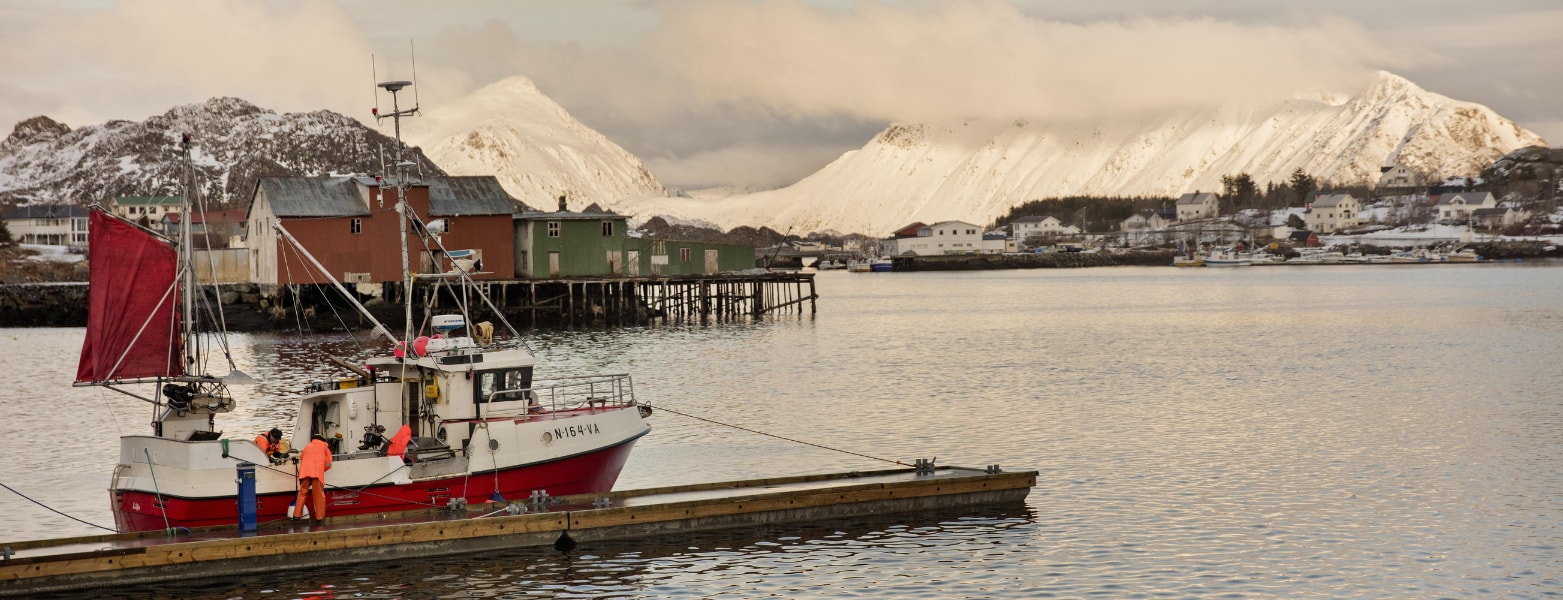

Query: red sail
[76,210,183,383]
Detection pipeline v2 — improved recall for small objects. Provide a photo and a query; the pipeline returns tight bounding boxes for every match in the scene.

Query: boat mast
[178,133,196,375]
[374,81,418,346]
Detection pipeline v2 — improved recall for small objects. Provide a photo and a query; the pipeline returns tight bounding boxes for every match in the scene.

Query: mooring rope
[0,481,117,532]
[642,403,908,467]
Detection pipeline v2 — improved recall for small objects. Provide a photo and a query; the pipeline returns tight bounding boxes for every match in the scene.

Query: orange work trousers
[293,477,326,520]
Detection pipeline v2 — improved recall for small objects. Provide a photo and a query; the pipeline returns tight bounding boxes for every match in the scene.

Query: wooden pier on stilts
[0,466,1033,596]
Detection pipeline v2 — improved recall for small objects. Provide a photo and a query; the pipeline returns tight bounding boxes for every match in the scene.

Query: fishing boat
[80,81,651,533]
[1202,247,1251,267]
[870,257,894,272]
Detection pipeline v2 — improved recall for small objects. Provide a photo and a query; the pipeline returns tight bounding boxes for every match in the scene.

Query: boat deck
[1,465,1035,596]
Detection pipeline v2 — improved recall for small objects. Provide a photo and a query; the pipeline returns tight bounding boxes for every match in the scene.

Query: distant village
[789,155,1563,262]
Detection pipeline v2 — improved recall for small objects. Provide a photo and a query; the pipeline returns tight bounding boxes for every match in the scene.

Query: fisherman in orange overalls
[253,428,284,463]
[292,434,333,524]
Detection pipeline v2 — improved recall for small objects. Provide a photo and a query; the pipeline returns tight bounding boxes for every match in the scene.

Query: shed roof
[259,177,368,218]
[259,176,517,219]
[1176,192,1217,205]
[351,176,515,216]
[113,196,181,207]
[2,204,90,220]
[514,210,626,221]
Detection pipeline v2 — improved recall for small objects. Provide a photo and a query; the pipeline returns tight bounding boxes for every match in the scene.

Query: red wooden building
[245,176,517,286]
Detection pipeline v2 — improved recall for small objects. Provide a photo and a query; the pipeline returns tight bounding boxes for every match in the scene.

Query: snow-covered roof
[1312,193,1358,208]
[1436,191,1495,206]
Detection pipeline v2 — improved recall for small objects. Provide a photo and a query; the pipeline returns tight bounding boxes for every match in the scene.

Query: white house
[112,196,183,232]
[1470,207,1528,230]
[1,204,90,245]
[1009,215,1081,245]
[1376,164,1425,190]
[1435,192,1496,222]
[1305,193,1361,233]
[1175,192,1219,221]
[886,220,985,256]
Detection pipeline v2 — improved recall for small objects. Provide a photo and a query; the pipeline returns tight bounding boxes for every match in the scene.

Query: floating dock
[0,465,1034,596]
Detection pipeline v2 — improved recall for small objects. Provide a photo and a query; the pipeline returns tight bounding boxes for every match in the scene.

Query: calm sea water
[5,264,1563,598]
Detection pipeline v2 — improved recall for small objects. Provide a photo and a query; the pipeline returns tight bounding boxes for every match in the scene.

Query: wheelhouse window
[351,218,362,234]
[475,368,534,404]
[547,221,561,238]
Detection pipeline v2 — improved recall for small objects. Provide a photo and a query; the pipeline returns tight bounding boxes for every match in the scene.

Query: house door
[704,249,719,274]
[548,252,561,277]
[606,250,622,275]
[626,250,640,276]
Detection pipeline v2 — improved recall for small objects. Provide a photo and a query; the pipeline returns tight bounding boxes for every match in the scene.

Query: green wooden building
[513,210,754,278]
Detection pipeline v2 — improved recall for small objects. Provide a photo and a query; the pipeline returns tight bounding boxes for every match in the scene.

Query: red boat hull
[111,438,640,532]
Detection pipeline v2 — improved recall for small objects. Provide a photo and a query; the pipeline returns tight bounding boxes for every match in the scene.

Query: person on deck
[254,428,284,463]
[292,434,333,524]
[386,424,414,463]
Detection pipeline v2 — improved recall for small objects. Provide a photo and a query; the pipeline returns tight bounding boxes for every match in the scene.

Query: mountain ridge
[0,97,447,210]
[609,71,1545,235]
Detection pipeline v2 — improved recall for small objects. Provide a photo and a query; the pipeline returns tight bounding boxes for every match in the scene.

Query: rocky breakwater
[0,282,271,329]
[0,282,89,326]
[893,251,1176,271]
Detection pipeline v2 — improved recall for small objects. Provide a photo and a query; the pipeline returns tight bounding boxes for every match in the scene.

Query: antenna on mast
[370,54,380,117]
[409,40,420,109]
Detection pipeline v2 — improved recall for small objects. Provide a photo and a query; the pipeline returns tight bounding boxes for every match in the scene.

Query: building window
[350,218,362,234]
[679,247,691,263]
[602,220,614,237]
[547,221,561,238]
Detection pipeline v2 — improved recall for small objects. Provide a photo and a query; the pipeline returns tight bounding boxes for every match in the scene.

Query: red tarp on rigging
[75,210,183,383]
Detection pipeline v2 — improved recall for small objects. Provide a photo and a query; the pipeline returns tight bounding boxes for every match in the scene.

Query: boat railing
[488,373,636,417]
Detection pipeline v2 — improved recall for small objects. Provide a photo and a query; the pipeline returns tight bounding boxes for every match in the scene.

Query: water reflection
[6,265,1563,597]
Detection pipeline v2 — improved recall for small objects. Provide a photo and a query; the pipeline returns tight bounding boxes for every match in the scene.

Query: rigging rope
[0,481,117,532]
[642,404,909,467]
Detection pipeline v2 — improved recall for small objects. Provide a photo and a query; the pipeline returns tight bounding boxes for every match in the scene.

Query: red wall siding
[275,186,514,284]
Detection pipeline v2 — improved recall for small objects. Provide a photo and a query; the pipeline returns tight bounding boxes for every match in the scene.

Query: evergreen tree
[1288,168,1317,205]
[0,217,12,245]
[1220,173,1259,211]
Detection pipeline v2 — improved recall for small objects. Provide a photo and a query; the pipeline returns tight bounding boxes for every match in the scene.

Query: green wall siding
[516,216,755,278]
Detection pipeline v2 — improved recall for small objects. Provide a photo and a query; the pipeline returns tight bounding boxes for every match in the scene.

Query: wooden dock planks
[1,467,1034,596]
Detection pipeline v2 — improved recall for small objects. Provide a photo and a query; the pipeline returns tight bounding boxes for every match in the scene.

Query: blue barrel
[236,462,257,532]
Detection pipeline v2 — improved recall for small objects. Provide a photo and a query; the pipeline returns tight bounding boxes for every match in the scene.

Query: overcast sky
[2,0,1559,190]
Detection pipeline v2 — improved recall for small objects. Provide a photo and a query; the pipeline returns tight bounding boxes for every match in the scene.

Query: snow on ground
[19,244,85,263]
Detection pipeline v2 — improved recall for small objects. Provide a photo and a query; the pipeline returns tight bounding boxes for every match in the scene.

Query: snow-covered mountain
[611,71,1545,236]
[0,98,443,208]
[415,76,666,211]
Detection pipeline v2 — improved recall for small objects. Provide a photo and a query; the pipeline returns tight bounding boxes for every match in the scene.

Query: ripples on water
[8,265,1563,597]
